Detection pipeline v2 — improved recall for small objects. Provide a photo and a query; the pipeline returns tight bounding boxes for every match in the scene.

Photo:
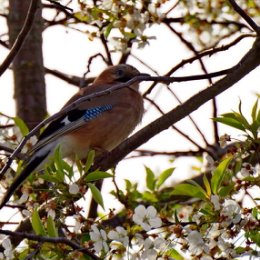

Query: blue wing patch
[83,105,113,121]
[39,105,113,141]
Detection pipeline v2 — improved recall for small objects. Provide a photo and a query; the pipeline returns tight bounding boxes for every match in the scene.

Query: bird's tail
[0,151,50,210]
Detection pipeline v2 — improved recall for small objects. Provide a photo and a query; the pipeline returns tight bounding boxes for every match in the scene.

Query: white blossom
[133,205,162,231]
[90,224,109,253]
[187,230,204,255]
[240,163,255,177]
[73,215,83,233]
[47,209,56,219]
[69,183,80,194]
[16,192,29,205]
[192,211,203,224]
[0,238,14,260]
[22,209,31,217]
[22,135,38,153]
[210,195,220,210]
[141,247,157,260]
[219,134,231,148]
[201,153,215,172]
[124,10,149,36]
[142,237,158,260]
[207,223,221,240]
[2,238,11,250]
[221,199,241,226]
[108,226,129,247]
[201,256,213,260]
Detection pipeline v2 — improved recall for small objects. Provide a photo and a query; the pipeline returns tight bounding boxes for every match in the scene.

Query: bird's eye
[115,68,125,78]
[114,67,133,82]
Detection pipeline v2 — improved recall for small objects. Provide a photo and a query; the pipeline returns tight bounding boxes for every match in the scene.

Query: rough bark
[8,0,46,129]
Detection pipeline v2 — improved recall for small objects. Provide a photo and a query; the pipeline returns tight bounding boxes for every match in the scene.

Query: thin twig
[86,53,108,75]
[23,243,42,260]
[143,33,255,96]
[164,17,251,31]
[0,39,8,48]
[0,124,14,128]
[45,67,94,87]
[131,149,205,158]
[145,96,205,151]
[100,34,113,65]
[0,229,99,260]
[46,0,73,12]
[0,145,14,154]
[165,84,210,147]
[131,53,159,75]
[167,25,218,144]
[0,0,39,77]
[228,0,260,34]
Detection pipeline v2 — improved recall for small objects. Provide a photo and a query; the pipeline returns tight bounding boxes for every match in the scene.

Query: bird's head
[94,64,146,85]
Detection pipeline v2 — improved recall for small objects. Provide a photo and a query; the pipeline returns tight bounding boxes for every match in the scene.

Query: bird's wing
[31,104,113,154]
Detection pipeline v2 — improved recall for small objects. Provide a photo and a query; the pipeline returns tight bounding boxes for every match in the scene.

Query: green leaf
[74,11,89,22]
[47,216,58,237]
[85,170,112,182]
[13,117,29,136]
[235,247,247,254]
[156,168,175,189]
[18,249,30,259]
[256,105,260,123]
[125,179,132,190]
[165,248,184,260]
[211,157,232,195]
[145,166,156,191]
[75,156,83,174]
[251,99,258,121]
[104,22,113,38]
[236,100,251,129]
[187,180,208,198]
[213,116,245,131]
[53,147,65,182]
[123,31,136,40]
[88,183,104,209]
[218,184,235,197]
[171,183,207,200]
[203,174,211,196]
[233,111,250,129]
[40,173,60,183]
[252,207,259,220]
[174,209,180,224]
[142,191,158,202]
[31,209,45,235]
[84,150,95,173]
[245,230,260,247]
[81,233,91,243]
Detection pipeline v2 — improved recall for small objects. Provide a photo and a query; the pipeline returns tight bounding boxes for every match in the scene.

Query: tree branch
[0,0,39,77]
[93,37,260,171]
[45,67,94,87]
[0,67,236,178]
[0,229,100,260]
[131,149,206,158]
[228,0,260,34]
[143,33,255,96]
[46,0,73,12]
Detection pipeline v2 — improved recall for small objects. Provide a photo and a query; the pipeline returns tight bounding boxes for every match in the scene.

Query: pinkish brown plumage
[0,64,144,209]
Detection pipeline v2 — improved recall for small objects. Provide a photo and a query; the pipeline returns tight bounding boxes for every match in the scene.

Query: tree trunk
[8,0,46,129]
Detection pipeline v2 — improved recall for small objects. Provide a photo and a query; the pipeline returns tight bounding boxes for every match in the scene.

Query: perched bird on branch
[0,64,145,209]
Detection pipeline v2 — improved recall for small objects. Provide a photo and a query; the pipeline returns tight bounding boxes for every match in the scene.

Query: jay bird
[0,64,144,209]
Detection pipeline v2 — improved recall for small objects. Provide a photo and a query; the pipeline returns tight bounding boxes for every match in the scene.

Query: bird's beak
[139,73,150,77]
